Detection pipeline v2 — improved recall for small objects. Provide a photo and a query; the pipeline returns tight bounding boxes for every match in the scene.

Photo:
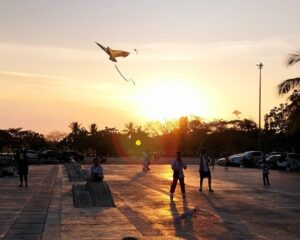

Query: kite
[95,42,134,85]
[95,42,130,62]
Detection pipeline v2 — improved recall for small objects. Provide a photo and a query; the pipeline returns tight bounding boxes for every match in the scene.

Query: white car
[229,151,263,167]
[26,150,39,160]
[276,153,300,171]
[217,158,226,166]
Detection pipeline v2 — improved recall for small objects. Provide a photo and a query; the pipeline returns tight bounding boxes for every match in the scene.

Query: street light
[256,62,264,150]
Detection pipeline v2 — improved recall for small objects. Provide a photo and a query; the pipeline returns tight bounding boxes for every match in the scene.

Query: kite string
[114,65,135,85]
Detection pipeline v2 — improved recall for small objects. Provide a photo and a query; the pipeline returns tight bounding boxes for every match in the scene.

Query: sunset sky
[1,0,300,134]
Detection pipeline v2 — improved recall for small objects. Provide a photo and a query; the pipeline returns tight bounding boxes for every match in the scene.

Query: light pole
[256,62,264,150]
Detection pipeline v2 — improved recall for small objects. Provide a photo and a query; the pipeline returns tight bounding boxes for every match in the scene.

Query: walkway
[0,164,299,239]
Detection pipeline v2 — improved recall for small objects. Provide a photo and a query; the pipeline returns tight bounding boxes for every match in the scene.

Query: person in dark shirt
[90,157,104,182]
[199,149,214,192]
[16,147,29,187]
[261,159,270,186]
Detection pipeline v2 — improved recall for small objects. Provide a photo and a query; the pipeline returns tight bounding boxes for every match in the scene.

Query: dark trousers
[170,177,185,194]
[263,173,269,186]
[91,173,103,182]
[225,164,229,170]
[19,174,28,185]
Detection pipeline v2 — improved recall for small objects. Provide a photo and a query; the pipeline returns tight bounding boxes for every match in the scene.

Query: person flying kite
[95,42,135,85]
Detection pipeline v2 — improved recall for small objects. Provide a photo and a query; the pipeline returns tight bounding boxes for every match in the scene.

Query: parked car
[26,150,39,159]
[38,150,57,159]
[229,151,263,167]
[217,158,226,166]
[276,153,300,171]
[24,150,40,164]
[59,150,84,163]
[0,155,15,177]
[265,154,281,169]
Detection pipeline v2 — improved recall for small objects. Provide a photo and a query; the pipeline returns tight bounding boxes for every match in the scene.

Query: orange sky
[0,1,300,134]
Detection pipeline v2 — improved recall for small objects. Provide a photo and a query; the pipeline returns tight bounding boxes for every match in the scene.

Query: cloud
[0,42,100,61]
[129,36,299,61]
[0,70,70,81]
[0,37,297,64]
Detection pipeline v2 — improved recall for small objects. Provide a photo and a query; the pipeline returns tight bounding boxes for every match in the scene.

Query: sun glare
[135,79,209,121]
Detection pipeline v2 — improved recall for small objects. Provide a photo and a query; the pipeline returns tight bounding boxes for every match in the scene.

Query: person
[90,157,104,182]
[16,147,29,187]
[199,149,214,192]
[261,159,270,186]
[143,150,151,171]
[210,157,215,170]
[170,151,187,199]
[225,154,229,171]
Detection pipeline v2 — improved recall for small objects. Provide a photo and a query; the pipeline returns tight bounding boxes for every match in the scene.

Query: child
[143,150,151,171]
[170,151,187,199]
[261,159,270,186]
[90,157,103,182]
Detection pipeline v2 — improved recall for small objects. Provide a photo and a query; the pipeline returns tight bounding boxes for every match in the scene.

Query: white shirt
[171,159,187,178]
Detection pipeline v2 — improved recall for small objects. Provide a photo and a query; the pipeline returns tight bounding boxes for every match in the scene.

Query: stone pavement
[0,164,299,239]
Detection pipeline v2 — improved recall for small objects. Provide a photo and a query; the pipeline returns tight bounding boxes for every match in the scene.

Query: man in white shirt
[170,151,187,199]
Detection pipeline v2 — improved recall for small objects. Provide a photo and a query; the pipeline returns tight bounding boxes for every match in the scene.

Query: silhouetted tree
[89,123,98,136]
[46,131,67,143]
[69,122,81,135]
[278,49,300,95]
[233,110,242,119]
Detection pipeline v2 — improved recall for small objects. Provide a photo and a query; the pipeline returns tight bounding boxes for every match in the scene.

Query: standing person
[90,157,104,182]
[199,149,214,192]
[225,154,229,171]
[16,147,29,187]
[261,159,270,186]
[170,151,187,199]
[143,150,151,171]
[210,157,215,170]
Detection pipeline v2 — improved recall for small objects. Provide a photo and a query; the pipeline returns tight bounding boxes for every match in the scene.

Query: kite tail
[114,65,135,85]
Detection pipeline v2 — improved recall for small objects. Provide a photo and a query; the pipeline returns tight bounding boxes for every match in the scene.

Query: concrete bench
[72,181,116,208]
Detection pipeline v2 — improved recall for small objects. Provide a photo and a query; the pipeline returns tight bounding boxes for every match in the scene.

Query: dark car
[60,151,84,163]
[38,150,57,159]
[0,154,15,177]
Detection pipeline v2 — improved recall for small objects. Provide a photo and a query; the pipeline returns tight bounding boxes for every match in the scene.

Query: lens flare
[135,139,142,146]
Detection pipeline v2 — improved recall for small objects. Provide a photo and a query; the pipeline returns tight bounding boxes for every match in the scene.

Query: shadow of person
[169,198,197,240]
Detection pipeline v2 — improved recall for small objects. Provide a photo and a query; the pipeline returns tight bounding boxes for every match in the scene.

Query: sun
[135,78,210,121]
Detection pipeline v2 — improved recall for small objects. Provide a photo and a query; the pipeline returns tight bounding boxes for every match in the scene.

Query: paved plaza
[0,163,299,239]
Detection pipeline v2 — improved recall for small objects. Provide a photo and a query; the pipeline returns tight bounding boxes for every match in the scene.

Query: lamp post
[256,62,264,150]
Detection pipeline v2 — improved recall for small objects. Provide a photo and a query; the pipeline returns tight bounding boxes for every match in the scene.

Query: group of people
[15,146,270,193]
[170,149,214,199]
[169,149,271,199]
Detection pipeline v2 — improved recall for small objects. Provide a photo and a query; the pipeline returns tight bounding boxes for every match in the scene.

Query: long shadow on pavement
[170,198,197,240]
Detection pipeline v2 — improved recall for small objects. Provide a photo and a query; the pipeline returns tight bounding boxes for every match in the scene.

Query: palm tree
[69,122,81,135]
[89,123,98,136]
[123,122,136,137]
[278,49,300,95]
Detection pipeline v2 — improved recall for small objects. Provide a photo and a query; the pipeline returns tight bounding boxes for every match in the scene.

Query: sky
[0,0,300,134]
